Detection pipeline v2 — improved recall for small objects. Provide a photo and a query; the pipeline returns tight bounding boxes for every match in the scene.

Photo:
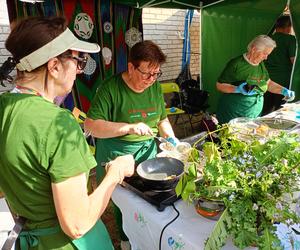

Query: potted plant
[176,125,300,249]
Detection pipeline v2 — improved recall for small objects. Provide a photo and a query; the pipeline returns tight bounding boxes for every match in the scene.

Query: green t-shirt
[216,55,269,124]
[265,32,296,87]
[88,73,167,141]
[87,74,167,176]
[0,93,97,249]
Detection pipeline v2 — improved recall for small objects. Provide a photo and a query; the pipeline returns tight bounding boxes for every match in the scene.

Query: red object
[195,203,220,217]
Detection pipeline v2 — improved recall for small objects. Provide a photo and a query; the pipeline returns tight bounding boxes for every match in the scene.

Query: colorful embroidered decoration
[103,21,113,33]
[125,27,142,48]
[74,13,94,39]
[167,236,185,250]
[102,47,112,65]
[83,54,97,75]
[134,211,147,227]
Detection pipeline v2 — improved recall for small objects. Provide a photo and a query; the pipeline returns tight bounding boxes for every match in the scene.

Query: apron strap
[1,216,26,250]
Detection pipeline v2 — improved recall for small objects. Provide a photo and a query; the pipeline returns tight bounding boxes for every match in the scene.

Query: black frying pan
[136,157,184,190]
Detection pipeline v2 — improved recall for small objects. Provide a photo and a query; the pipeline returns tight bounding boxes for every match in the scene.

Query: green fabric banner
[290,0,300,99]
[202,0,287,113]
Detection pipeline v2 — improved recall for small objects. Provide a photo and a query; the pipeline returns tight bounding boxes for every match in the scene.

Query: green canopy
[290,1,300,102]
[201,0,288,112]
[111,0,220,9]
[116,0,298,113]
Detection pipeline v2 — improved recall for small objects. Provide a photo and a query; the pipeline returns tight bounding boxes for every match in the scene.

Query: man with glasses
[84,40,177,250]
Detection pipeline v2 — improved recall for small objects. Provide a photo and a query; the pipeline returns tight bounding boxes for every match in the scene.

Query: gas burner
[122,175,180,212]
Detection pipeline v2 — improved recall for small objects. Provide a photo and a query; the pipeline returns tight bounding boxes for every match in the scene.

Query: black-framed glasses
[136,67,162,80]
[71,54,88,71]
[61,53,88,71]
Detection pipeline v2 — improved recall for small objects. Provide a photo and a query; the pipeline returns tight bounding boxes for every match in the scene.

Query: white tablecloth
[265,102,300,123]
[112,186,255,250]
[0,198,14,248]
[112,186,300,250]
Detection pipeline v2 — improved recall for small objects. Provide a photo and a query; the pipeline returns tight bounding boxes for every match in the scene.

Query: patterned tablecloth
[113,185,300,250]
[112,186,256,250]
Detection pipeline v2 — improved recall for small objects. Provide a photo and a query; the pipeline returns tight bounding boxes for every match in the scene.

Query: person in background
[0,16,134,250]
[216,35,295,124]
[263,15,296,115]
[84,40,178,249]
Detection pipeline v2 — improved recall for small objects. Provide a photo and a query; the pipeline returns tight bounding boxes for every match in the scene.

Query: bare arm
[84,118,132,138]
[290,57,295,64]
[216,82,236,93]
[158,117,175,138]
[84,118,153,138]
[52,155,134,239]
[267,79,285,95]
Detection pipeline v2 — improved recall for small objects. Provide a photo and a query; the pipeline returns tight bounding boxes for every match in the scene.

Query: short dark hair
[6,16,67,63]
[128,40,166,68]
[275,15,291,29]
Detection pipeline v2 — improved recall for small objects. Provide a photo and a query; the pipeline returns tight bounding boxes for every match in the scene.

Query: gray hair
[247,35,276,52]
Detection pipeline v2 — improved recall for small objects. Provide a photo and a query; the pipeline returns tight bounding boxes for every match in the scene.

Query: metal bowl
[136,157,184,190]
[255,117,298,130]
[195,198,225,220]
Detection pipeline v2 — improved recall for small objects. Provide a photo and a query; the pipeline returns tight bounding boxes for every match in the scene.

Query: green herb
[176,125,300,249]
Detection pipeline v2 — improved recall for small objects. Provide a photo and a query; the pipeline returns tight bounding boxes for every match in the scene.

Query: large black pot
[136,157,184,191]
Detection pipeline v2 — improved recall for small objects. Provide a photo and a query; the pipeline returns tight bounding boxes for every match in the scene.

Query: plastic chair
[161,82,187,135]
[72,107,95,155]
[182,87,209,132]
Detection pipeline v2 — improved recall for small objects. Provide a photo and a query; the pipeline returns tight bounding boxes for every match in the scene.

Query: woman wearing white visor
[0,17,134,250]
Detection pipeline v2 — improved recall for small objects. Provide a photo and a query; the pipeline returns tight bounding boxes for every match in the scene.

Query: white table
[265,102,300,123]
[111,107,300,250]
[112,186,255,250]
[112,186,300,250]
[0,198,14,248]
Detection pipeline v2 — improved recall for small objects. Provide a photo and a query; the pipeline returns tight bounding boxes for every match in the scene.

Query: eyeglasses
[136,67,162,80]
[61,53,88,71]
[71,54,88,71]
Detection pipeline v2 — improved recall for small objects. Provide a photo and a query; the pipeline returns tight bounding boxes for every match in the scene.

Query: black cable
[159,204,180,250]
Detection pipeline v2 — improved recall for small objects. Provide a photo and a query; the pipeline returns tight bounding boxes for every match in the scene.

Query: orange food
[195,204,220,217]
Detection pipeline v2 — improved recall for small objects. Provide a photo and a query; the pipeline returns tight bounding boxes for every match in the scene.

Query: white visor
[16,28,100,72]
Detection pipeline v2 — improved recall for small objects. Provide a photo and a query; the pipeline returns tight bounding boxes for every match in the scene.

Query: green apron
[95,138,157,242]
[18,220,113,250]
[72,220,114,250]
[216,93,264,124]
[95,138,157,182]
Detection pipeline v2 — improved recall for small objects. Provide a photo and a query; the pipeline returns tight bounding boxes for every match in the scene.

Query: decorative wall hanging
[125,27,142,48]
[102,47,112,65]
[103,21,113,33]
[74,13,94,39]
[83,54,97,75]
[7,0,142,113]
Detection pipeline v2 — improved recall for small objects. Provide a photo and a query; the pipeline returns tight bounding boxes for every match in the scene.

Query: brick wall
[142,8,200,82]
[0,3,201,89]
[0,0,14,93]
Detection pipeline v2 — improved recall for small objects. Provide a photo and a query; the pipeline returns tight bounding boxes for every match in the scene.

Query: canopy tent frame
[135,0,202,9]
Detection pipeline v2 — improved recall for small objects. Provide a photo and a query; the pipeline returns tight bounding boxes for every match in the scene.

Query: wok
[136,157,184,191]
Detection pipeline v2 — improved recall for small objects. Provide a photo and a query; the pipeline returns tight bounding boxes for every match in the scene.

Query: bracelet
[105,162,123,184]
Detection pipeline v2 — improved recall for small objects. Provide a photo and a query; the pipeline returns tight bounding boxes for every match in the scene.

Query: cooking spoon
[153,136,168,143]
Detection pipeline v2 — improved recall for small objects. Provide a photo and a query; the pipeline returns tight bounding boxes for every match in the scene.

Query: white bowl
[159,142,176,152]
[175,142,191,154]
